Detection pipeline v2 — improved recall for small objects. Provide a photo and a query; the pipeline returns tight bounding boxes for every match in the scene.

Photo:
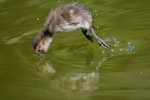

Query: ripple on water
[5,29,42,45]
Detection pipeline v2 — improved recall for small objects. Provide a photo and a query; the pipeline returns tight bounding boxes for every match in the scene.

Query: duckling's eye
[37,50,41,52]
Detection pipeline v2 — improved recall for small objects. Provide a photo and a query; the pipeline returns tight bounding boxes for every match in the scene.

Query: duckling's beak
[39,53,45,59]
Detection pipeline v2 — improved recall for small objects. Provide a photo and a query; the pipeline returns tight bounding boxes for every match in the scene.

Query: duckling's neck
[43,29,54,37]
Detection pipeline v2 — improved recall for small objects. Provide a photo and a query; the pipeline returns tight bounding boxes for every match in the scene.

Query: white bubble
[102,51,105,54]
[111,49,114,52]
[117,41,120,43]
[128,42,131,44]
[94,10,97,12]
[120,48,123,51]
[37,17,39,21]
[96,26,99,29]
[140,72,143,75]
[58,0,61,3]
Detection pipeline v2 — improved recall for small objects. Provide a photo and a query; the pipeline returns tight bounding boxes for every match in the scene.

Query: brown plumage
[32,3,110,58]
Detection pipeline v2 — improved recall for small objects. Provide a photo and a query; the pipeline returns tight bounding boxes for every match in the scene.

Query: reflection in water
[35,58,100,96]
[36,60,56,77]
[51,72,99,95]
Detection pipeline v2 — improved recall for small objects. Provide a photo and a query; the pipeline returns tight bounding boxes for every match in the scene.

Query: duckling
[32,3,111,58]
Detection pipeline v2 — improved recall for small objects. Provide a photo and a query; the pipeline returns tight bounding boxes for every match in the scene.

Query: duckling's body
[45,3,92,33]
[32,3,110,58]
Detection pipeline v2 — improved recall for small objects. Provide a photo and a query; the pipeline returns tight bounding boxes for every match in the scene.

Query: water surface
[0,0,150,100]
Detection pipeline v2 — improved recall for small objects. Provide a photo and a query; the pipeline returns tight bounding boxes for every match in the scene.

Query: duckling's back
[45,3,93,32]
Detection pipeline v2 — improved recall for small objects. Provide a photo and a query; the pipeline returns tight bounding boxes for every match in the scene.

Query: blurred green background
[0,0,150,100]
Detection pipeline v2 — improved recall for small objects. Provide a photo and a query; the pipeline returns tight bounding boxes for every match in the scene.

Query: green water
[0,0,150,100]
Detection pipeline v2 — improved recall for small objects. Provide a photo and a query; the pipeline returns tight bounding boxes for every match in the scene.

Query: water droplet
[102,51,105,54]
[111,49,114,52]
[128,42,131,44]
[37,18,39,21]
[58,0,61,3]
[117,41,120,43]
[96,26,99,29]
[106,38,111,42]
[129,45,135,51]
[140,72,143,75]
[120,48,123,51]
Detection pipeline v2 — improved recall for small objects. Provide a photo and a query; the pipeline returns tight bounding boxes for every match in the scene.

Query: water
[0,0,150,100]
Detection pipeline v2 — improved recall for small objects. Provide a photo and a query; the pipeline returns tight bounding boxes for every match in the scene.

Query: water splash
[105,37,136,57]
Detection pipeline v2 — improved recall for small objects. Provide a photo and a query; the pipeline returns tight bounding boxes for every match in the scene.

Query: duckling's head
[32,31,53,58]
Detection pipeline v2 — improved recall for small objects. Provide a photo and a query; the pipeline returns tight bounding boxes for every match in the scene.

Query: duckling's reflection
[51,71,99,95]
[35,49,108,95]
[36,59,56,77]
